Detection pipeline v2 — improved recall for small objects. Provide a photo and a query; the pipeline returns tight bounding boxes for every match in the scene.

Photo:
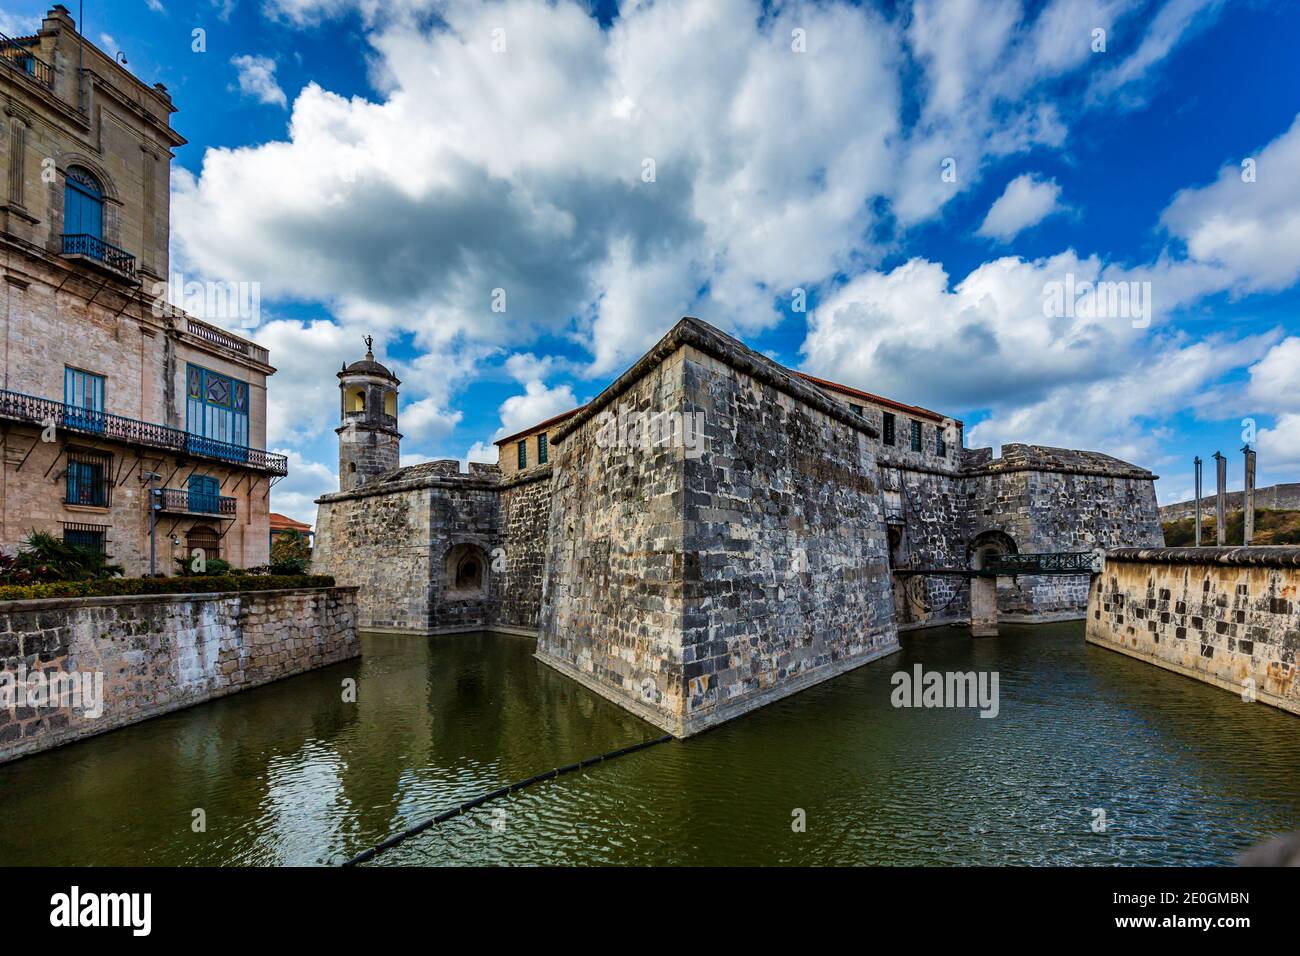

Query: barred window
[936,425,947,457]
[62,523,107,554]
[910,419,922,452]
[517,440,527,469]
[65,449,112,506]
[882,412,895,446]
[538,432,548,465]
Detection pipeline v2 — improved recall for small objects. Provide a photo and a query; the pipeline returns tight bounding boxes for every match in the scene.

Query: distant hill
[1162,508,1300,546]
[1159,482,1300,521]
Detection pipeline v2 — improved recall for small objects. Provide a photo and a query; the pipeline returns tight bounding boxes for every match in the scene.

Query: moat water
[1,624,1298,866]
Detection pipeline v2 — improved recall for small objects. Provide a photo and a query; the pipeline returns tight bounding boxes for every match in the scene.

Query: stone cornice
[551,316,880,445]
[1106,546,1300,568]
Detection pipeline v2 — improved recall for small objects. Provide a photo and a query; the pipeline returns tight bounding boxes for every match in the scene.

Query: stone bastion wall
[1086,547,1300,716]
[313,459,553,635]
[0,586,360,763]
[537,318,900,737]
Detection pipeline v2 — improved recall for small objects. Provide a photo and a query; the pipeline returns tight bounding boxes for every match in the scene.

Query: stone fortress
[313,317,1163,736]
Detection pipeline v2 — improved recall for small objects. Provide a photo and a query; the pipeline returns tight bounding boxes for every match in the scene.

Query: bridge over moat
[894,551,1104,636]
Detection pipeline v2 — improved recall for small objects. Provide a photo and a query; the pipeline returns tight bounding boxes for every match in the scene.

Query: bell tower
[337,335,401,491]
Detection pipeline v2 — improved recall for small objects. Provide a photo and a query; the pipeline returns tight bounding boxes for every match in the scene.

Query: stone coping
[316,461,550,504]
[550,316,880,445]
[0,585,357,613]
[1105,546,1300,568]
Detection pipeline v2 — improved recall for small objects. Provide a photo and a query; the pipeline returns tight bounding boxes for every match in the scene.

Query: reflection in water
[0,625,1296,866]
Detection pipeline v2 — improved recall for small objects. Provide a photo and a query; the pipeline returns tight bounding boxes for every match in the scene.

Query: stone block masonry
[538,318,900,736]
[1087,547,1300,716]
[0,586,359,763]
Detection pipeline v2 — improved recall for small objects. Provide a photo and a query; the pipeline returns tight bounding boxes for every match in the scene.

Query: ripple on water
[0,625,1297,865]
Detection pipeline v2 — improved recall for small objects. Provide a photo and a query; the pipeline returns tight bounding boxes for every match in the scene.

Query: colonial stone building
[314,316,1162,735]
[0,7,285,575]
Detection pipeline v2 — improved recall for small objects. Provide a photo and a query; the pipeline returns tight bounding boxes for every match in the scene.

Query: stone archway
[443,543,488,600]
[968,529,1018,570]
[967,530,1017,637]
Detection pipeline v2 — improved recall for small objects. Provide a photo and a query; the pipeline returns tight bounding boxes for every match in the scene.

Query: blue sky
[6,0,1299,523]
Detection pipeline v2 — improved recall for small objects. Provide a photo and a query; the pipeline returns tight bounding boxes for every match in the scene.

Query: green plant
[0,531,123,584]
[175,555,235,577]
[0,573,336,603]
[270,529,311,574]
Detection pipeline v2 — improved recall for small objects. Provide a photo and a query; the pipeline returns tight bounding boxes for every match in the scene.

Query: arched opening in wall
[383,390,397,417]
[187,525,221,565]
[443,543,488,600]
[967,530,1018,570]
[349,388,366,413]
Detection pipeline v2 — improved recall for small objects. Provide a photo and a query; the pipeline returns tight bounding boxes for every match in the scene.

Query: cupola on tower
[337,336,401,491]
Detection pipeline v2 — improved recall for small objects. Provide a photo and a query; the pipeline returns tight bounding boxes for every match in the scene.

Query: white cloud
[0,13,38,35]
[146,0,166,13]
[465,441,496,464]
[976,174,1064,241]
[1160,114,1300,295]
[1089,0,1224,105]
[1245,337,1300,413]
[494,380,577,440]
[178,0,1165,380]
[269,449,337,526]
[231,54,288,108]
[799,248,1279,472]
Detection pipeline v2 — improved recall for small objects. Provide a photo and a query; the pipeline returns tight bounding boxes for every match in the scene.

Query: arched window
[64,167,104,240]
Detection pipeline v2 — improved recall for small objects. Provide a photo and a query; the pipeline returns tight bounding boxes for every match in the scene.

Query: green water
[1,625,1297,866]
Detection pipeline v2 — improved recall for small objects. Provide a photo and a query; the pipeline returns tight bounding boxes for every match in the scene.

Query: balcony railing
[186,318,270,365]
[0,33,54,89]
[156,487,237,517]
[985,552,1099,575]
[0,389,288,476]
[62,234,138,279]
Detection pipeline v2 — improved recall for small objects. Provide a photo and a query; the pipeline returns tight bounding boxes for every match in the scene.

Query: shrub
[0,531,124,585]
[175,555,235,577]
[0,573,336,603]
[270,529,311,571]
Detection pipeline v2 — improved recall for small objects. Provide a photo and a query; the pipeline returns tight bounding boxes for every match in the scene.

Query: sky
[5,0,1299,525]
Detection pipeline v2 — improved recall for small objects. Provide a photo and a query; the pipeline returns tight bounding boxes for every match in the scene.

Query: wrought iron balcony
[0,33,54,89]
[0,389,289,476]
[62,234,138,279]
[156,487,237,517]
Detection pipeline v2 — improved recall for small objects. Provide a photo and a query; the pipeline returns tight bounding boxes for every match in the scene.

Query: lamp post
[143,471,162,576]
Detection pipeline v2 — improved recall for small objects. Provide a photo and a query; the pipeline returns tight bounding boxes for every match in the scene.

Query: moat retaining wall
[1086,547,1300,716]
[0,586,360,763]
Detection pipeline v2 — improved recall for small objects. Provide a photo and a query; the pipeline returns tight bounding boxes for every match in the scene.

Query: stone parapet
[0,586,360,762]
[1087,550,1300,716]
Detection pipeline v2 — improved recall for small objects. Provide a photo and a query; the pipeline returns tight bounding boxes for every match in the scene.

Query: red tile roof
[794,372,957,425]
[269,512,312,533]
[492,405,586,447]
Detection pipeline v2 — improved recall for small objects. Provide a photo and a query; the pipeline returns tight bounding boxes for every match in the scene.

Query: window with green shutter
[936,425,947,457]
[910,419,922,452]
[517,440,527,469]
[538,432,548,464]
[849,403,863,416]
[883,412,895,446]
